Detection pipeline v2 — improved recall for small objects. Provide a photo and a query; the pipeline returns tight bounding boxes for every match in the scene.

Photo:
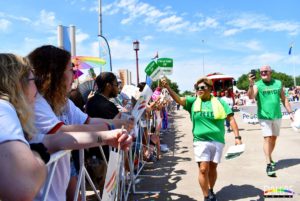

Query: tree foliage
[151,78,180,94]
[180,90,194,97]
[236,69,294,90]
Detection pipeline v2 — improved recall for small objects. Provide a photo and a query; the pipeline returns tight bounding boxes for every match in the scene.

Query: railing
[41,118,160,201]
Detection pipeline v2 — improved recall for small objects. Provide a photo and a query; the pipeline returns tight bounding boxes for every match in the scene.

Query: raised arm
[247,74,258,99]
[161,77,186,107]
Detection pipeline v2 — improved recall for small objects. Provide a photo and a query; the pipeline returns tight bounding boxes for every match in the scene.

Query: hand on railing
[103,129,132,151]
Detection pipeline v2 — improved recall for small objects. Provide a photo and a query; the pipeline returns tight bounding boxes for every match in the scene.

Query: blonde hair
[0,53,36,140]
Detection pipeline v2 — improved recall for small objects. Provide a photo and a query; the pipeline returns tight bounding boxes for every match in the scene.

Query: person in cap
[248,65,293,177]
[161,76,242,201]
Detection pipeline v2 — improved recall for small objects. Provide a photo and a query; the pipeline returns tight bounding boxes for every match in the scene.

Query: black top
[85,92,119,161]
[86,92,119,119]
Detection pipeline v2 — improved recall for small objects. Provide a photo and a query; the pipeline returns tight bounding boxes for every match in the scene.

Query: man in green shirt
[161,77,242,201]
[248,65,294,177]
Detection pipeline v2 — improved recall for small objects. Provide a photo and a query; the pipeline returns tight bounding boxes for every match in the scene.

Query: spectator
[0,53,47,201]
[28,45,133,201]
[161,76,242,201]
[248,65,293,177]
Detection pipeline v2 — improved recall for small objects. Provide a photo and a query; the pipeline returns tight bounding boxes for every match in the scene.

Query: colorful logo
[264,186,294,198]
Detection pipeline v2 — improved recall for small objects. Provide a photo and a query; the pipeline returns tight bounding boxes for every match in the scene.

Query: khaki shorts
[193,141,225,163]
[259,119,281,137]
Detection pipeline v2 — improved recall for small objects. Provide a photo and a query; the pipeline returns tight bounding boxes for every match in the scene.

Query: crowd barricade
[41,116,163,201]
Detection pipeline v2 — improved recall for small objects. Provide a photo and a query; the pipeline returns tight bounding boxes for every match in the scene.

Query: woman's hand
[102,129,132,151]
[160,77,169,88]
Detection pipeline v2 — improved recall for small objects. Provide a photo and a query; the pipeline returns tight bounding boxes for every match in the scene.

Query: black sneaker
[208,189,217,201]
[271,160,276,168]
[266,164,276,177]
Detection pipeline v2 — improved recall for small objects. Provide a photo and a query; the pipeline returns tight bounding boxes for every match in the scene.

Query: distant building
[118,69,133,86]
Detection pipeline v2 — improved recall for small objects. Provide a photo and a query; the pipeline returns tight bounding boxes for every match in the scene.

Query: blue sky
[1,0,299,91]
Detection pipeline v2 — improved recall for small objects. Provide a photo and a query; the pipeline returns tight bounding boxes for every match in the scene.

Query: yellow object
[193,96,226,119]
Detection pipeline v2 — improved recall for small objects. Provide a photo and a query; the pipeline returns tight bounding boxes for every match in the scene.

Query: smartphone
[250,69,256,79]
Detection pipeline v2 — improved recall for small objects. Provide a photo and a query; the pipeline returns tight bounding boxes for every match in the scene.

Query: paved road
[132,109,300,201]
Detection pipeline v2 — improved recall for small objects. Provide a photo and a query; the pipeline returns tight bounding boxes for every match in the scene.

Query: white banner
[239,102,300,123]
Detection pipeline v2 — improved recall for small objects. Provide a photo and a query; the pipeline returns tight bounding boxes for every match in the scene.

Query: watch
[235,136,242,140]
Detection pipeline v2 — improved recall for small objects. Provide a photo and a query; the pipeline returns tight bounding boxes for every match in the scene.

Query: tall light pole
[98,0,112,72]
[133,40,140,84]
[202,39,205,76]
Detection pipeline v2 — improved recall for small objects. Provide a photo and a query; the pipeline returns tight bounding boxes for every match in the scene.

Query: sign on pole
[144,58,173,81]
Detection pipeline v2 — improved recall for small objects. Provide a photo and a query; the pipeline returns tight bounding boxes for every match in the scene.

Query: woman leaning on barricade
[0,53,133,201]
[27,45,134,201]
[0,53,47,201]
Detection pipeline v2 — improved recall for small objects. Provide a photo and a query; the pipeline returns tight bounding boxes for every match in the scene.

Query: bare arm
[227,114,242,145]
[247,74,258,99]
[0,141,47,201]
[161,77,186,107]
[280,87,294,121]
[43,128,132,153]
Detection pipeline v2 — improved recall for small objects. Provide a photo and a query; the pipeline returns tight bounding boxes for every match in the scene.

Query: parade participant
[28,45,133,201]
[248,65,293,177]
[161,77,242,201]
[221,90,234,132]
[0,53,132,201]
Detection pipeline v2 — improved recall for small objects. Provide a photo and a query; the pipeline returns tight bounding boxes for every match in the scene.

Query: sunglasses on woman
[195,85,208,91]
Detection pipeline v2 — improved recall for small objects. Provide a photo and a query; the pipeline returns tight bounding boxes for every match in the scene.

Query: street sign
[157,58,173,67]
[144,58,173,81]
[157,58,173,75]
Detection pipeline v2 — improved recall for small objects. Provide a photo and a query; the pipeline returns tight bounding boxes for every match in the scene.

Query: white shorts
[259,119,281,137]
[193,141,225,164]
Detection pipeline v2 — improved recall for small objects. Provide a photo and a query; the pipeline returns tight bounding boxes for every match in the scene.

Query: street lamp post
[133,40,140,84]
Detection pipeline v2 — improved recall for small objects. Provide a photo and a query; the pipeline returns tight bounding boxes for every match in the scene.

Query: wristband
[235,136,242,140]
[30,143,50,164]
[110,124,115,130]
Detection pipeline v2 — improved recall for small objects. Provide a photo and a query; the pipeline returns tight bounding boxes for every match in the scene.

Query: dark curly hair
[27,45,71,115]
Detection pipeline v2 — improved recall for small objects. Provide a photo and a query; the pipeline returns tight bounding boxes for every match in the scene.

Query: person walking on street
[248,65,294,177]
[221,90,235,133]
[161,77,242,201]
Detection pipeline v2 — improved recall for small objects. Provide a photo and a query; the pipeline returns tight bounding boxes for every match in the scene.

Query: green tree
[236,69,294,90]
[181,90,194,97]
[151,78,180,94]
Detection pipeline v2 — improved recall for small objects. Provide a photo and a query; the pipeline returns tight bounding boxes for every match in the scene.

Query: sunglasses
[195,85,208,91]
[260,71,269,75]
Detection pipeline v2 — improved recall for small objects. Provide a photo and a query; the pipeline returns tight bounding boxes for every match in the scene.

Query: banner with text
[239,102,300,123]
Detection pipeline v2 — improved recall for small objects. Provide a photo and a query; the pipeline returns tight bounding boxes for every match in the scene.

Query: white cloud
[76,30,90,43]
[223,28,241,36]
[225,13,300,36]
[33,10,58,29]
[0,19,11,32]
[143,35,153,41]
[198,17,219,28]
[242,40,262,51]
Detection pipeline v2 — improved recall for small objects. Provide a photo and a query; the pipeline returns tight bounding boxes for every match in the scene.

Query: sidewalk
[132,110,300,201]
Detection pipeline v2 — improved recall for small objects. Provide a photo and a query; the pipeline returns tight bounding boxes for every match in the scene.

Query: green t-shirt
[183,96,233,144]
[256,79,282,120]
